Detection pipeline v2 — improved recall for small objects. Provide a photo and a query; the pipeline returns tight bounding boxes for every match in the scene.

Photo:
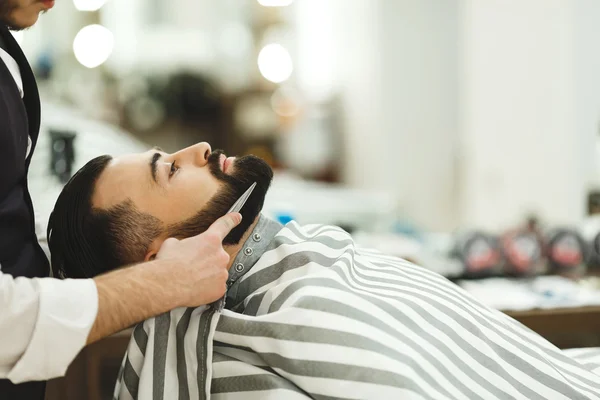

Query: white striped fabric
[114,222,600,400]
[565,348,600,377]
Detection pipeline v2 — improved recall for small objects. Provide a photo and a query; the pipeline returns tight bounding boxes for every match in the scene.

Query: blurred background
[23,0,600,232]
[14,1,600,398]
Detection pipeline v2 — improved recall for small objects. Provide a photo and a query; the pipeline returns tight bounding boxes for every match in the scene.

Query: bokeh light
[73,25,114,68]
[258,44,293,83]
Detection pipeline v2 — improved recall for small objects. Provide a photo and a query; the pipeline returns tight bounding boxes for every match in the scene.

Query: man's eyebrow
[150,152,162,184]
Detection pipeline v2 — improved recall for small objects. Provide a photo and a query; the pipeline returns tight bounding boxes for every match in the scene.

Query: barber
[0,1,240,399]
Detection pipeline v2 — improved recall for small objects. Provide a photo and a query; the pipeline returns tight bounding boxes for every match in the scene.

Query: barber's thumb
[226,212,243,227]
[210,213,242,239]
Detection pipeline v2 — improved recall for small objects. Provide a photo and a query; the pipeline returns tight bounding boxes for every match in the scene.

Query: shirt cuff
[8,278,98,383]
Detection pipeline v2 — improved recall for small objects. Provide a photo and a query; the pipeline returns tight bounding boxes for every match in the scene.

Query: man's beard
[165,150,274,245]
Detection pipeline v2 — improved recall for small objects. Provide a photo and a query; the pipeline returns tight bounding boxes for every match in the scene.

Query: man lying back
[48,143,600,400]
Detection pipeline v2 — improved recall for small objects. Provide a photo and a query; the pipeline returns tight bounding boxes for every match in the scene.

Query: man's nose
[175,142,211,166]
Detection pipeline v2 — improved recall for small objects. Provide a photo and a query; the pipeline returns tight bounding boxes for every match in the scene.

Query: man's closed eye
[169,161,179,179]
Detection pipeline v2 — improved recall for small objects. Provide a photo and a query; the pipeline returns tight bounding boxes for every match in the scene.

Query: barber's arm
[0,213,240,384]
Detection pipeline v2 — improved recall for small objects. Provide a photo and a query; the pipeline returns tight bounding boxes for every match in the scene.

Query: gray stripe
[217,328,450,398]
[311,395,352,400]
[213,346,280,377]
[213,340,267,364]
[213,351,233,363]
[212,374,308,396]
[196,309,215,400]
[153,313,171,400]
[245,351,430,396]
[267,277,545,400]
[237,251,338,301]
[285,223,347,241]
[227,226,349,304]
[216,336,434,396]
[486,325,600,391]
[116,358,125,388]
[271,228,354,251]
[114,358,126,399]
[282,234,354,251]
[356,259,600,392]
[356,258,590,364]
[258,225,352,260]
[242,235,599,396]
[240,248,546,397]
[123,357,140,399]
[214,340,253,352]
[366,261,564,355]
[334,261,594,397]
[230,290,267,314]
[217,314,487,399]
[344,264,599,398]
[133,323,148,354]
[261,229,598,397]
[212,348,276,375]
[176,308,194,400]
[571,350,600,362]
[125,322,147,399]
[229,226,351,309]
[265,289,506,399]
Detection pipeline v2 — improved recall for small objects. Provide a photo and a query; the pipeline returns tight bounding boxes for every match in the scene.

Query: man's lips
[218,154,235,173]
[224,157,235,173]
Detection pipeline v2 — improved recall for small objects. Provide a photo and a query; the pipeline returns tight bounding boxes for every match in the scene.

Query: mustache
[207,150,229,181]
[208,149,271,195]
[207,150,247,185]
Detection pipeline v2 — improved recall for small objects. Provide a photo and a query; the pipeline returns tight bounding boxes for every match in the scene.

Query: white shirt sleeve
[0,47,23,98]
[0,272,98,383]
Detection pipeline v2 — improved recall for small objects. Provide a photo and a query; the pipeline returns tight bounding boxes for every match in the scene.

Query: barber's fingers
[204,213,242,242]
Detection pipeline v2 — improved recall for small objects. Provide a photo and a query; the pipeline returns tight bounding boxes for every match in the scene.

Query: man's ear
[144,237,166,262]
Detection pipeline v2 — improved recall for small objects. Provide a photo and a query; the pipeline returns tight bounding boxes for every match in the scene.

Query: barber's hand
[155,213,241,307]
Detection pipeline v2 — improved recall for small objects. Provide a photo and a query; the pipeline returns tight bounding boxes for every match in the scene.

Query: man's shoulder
[276,221,353,243]
[272,221,410,263]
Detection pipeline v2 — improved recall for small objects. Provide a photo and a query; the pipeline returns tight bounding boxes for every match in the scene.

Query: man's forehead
[92,152,147,209]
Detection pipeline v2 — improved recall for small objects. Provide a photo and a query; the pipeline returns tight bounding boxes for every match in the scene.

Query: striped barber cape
[114,219,600,400]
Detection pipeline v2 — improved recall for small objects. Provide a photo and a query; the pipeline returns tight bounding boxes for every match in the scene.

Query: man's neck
[224,215,261,270]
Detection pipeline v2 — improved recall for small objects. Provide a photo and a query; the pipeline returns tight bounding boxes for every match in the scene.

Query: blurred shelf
[504,306,600,349]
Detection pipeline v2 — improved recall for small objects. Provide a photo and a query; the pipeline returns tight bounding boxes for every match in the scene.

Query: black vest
[0,25,49,399]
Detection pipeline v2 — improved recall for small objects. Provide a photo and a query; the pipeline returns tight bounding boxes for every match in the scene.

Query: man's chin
[218,154,274,245]
[3,16,37,31]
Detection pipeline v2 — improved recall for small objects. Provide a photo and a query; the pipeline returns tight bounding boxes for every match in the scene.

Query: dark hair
[47,155,162,278]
